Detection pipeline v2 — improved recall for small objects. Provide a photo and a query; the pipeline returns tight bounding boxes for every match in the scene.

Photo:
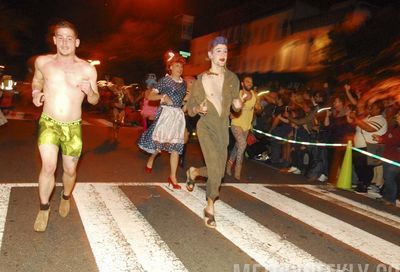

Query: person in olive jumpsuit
[186,36,245,228]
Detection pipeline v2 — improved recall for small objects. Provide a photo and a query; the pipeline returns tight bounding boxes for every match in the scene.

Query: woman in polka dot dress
[138,51,186,189]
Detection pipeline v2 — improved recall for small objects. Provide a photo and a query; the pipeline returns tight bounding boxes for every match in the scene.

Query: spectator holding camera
[324,95,355,184]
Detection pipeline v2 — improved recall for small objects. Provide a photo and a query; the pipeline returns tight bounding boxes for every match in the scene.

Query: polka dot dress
[138,75,186,154]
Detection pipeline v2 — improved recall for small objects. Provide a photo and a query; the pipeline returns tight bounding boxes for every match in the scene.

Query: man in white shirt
[349,101,387,192]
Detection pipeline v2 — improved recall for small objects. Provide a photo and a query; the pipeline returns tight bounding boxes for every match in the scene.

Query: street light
[88,60,100,66]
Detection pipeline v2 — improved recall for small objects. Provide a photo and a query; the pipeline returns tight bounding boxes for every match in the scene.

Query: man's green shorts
[38,113,82,157]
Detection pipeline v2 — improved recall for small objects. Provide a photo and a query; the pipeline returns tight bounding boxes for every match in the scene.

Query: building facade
[184,0,370,85]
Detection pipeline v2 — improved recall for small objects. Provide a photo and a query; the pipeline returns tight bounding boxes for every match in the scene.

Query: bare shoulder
[76,58,96,74]
[35,54,55,68]
[75,57,97,77]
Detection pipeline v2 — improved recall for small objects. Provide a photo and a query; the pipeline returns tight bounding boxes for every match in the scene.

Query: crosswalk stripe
[0,186,11,249]
[94,184,188,272]
[2,183,400,270]
[296,185,400,229]
[233,184,400,270]
[161,185,329,271]
[73,184,144,272]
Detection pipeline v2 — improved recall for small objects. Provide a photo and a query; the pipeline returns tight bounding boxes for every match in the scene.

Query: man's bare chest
[43,64,85,87]
[202,75,224,99]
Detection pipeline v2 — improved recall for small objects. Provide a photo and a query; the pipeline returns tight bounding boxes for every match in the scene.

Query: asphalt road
[0,96,399,272]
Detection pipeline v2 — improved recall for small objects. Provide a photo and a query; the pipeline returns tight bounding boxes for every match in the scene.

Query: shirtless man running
[31,20,99,232]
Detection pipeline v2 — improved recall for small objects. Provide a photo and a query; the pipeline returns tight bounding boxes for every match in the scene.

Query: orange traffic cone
[336,140,352,190]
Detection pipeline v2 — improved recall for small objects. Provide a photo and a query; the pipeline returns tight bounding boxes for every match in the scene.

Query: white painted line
[73,184,143,272]
[297,185,400,229]
[95,185,188,272]
[265,183,400,207]
[233,184,400,270]
[161,185,329,271]
[0,186,11,249]
[263,183,323,187]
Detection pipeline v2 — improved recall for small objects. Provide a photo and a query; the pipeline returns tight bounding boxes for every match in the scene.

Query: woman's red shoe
[168,177,181,189]
[145,166,152,173]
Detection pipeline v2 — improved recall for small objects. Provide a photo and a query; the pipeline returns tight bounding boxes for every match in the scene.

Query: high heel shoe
[186,168,195,192]
[168,177,181,189]
[204,209,216,228]
[145,166,152,173]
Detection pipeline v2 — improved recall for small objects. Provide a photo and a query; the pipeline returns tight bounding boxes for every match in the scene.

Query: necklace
[206,69,224,76]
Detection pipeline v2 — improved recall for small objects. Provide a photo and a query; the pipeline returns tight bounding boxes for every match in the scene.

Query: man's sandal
[186,168,195,192]
[203,209,216,229]
[33,203,50,232]
[59,190,71,218]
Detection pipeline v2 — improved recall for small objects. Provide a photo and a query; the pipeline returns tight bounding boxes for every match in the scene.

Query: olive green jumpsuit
[188,69,240,200]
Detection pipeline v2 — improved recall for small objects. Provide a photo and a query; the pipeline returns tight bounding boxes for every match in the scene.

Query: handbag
[246,132,257,146]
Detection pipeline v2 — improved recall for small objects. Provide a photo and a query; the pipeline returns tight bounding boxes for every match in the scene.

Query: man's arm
[254,91,262,114]
[147,89,164,101]
[345,88,358,105]
[85,65,99,105]
[353,118,379,133]
[231,77,243,111]
[32,56,45,107]
[187,77,206,117]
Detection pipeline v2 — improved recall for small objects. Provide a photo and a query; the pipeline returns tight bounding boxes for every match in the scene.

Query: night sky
[0,0,245,82]
[1,0,397,83]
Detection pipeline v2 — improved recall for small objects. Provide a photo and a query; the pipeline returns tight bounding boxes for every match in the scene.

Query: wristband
[32,89,41,96]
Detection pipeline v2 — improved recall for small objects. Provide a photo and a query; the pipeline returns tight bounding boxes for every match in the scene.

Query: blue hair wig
[208,36,228,51]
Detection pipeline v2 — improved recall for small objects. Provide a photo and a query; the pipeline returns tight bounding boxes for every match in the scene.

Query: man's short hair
[240,73,252,82]
[208,36,228,51]
[371,100,385,113]
[53,20,78,37]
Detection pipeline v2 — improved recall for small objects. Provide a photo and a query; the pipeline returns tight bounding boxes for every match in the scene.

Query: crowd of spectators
[247,80,400,205]
[94,75,399,205]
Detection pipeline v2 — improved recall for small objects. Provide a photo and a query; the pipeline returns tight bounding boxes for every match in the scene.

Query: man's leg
[119,110,125,125]
[59,155,79,217]
[34,144,59,232]
[227,126,239,176]
[233,128,248,180]
[382,163,400,204]
[197,127,227,228]
[112,108,120,140]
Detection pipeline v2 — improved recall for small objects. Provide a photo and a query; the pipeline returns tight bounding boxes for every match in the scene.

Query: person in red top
[373,109,400,205]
